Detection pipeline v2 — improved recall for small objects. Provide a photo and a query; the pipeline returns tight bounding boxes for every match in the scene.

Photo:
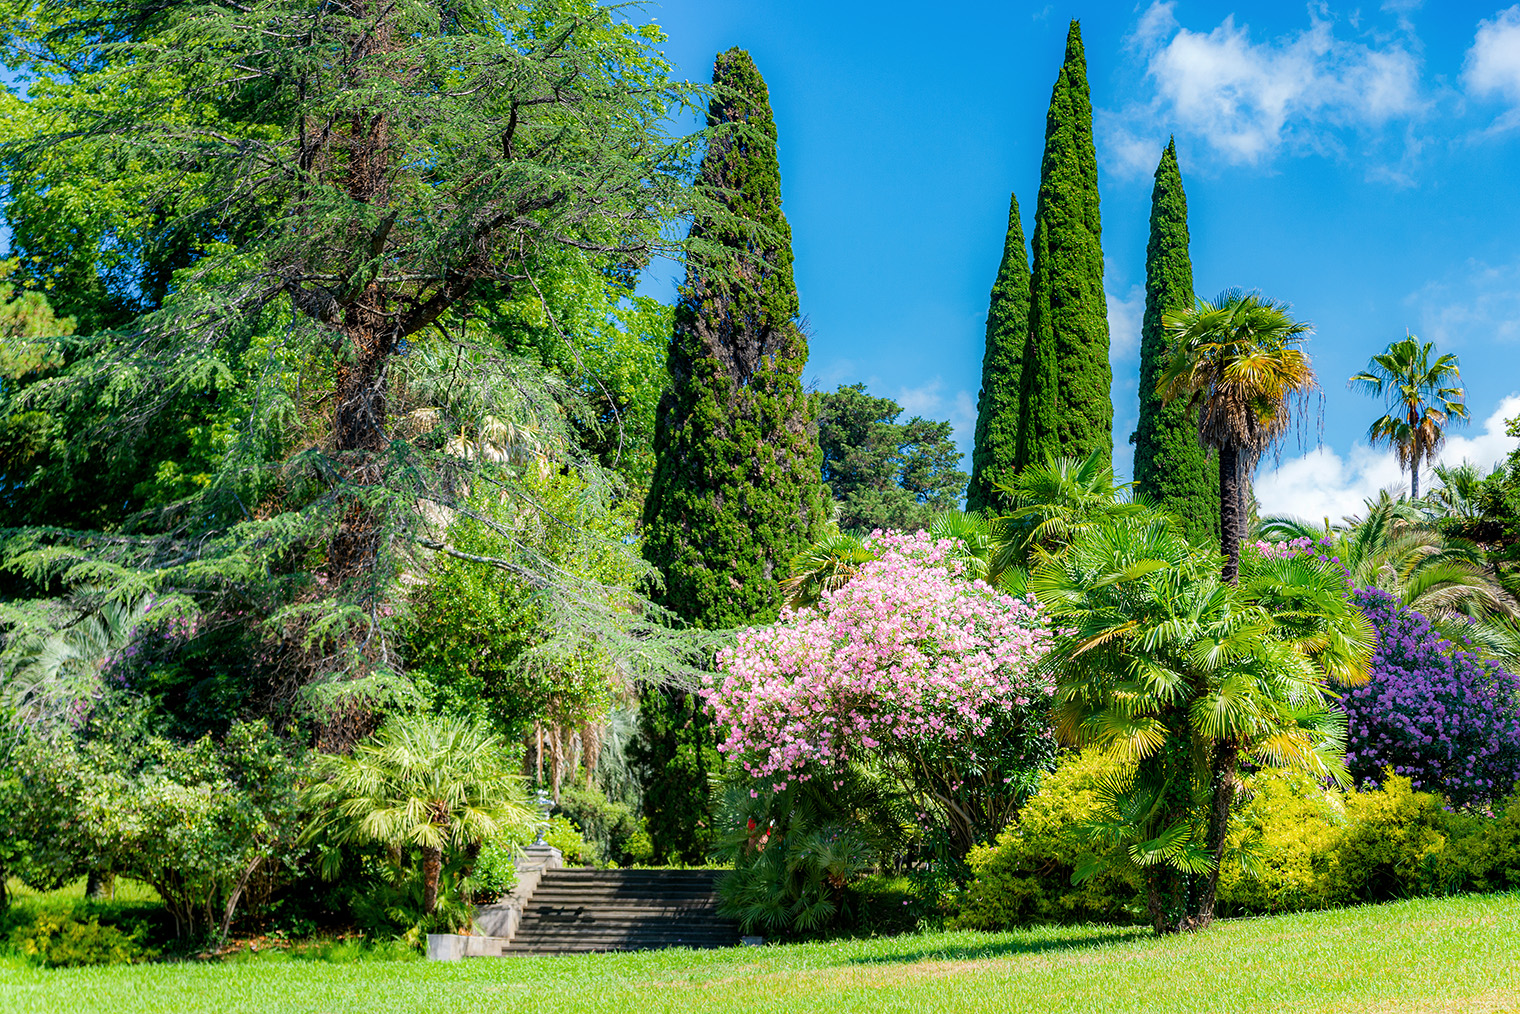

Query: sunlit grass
[2,892,1515,1014]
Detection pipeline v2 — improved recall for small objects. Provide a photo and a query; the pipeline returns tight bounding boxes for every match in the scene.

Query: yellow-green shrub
[1218,770,1343,916]
[950,752,1142,929]
[1327,775,1455,903]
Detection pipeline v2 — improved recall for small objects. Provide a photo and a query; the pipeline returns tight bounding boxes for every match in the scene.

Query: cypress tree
[1133,139,1219,544]
[1016,20,1112,471]
[966,193,1030,515]
[635,48,825,862]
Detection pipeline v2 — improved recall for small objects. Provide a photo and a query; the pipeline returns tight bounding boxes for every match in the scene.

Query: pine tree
[966,193,1030,515]
[636,48,826,862]
[1017,20,1112,472]
[1134,140,1218,544]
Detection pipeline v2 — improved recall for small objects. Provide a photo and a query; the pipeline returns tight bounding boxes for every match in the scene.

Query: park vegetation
[0,1,1518,972]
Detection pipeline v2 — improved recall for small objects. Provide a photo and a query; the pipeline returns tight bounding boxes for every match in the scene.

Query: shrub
[555,782,638,865]
[1217,770,1343,916]
[544,816,588,866]
[1328,775,1456,902]
[706,530,1054,856]
[10,912,148,967]
[467,836,519,901]
[1344,589,1520,807]
[624,820,655,866]
[713,771,910,936]
[951,752,1142,930]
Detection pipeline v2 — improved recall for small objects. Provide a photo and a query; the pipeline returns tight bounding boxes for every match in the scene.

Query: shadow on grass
[844,925,1151,967]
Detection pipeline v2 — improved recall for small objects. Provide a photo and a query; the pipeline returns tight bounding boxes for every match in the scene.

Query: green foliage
[629,688,721,865]
[7,715,309,943]
[544,816,590,866]
[466,837,521,902]
[0,0,710,725]
[1159,289,1317,581]
[555,781,640,866]
[1216,770,1343,915]
[405,470,648,734]
[9,911,149,967]
[1330,776,1454,902]
[305,713,536,916]
[818,383,967,532]
[1132,141,1218,546]
[641,46,825,632]
[1350,336,1469,500]
[951,752,1142,930]
[1018,22,1112,473]
[967,193,1030,515]
[713,772,909,937]
[1031,509,1373,932]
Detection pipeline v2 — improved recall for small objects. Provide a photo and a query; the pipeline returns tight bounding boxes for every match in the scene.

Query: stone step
[499,867,737,955]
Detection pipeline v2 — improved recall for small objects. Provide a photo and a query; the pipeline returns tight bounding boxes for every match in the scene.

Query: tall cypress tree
[1133,140,1219,544]
[1016,20,1112,471]
[966,193,1030,515]
[634,48,825,862]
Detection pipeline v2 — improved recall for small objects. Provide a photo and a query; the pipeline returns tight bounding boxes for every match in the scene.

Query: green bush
[953,760,1520,930]
[713,771,911,937]
[556,782,639,865]
[1328,775,1459,903]
[467,837,519,901]
[950,752,1142,930]
[1217,770,1344,916]
[544,815,589,866]
[624,819,655,866]
[10,912,149,967]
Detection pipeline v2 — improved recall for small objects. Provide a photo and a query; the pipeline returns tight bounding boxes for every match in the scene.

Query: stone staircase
[499,868,738,954]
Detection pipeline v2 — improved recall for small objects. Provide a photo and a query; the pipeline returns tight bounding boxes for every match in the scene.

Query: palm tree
[306,713,536,914]
[1260,493,1511,619]
[2,590,151,728]
[991,448,1149,573]
[1350,335,1468,499]
[1160,290,1318,583]
[1030,510,1372,934]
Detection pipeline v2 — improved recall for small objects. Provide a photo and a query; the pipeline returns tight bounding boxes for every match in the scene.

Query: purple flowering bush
[1344,588,1520,806]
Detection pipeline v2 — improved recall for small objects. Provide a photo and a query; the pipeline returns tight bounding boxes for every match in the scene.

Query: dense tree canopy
[818,383,967,533]
[1018,20,1112,472]
[0,0,709,740]
[1133,141,1217,545]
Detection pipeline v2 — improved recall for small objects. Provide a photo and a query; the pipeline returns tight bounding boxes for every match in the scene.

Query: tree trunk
[421,845,443,915]
[1219,443,1242,584]
[1411,426,1422,500]
[1181,741,1239,932]
[218,855,265,947]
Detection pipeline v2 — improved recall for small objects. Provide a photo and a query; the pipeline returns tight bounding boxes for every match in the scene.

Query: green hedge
[953,754,1520,931]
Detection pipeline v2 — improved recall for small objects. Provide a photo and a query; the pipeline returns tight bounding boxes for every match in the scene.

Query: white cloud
[1408,258,1520,348]
[1106,280,1146,362]
[1103,3,1424,171]
[894,378,978,455]
[1465,7,1520,103]
[1255,393,1520,522]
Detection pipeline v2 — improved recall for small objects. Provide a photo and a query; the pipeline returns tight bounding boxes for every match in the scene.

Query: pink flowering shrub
[703,530,1055,854]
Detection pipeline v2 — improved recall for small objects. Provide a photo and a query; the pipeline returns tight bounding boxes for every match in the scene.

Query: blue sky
[639,0,1520,521]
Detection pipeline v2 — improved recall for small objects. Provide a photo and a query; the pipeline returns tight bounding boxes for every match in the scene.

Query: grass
[2,892,1516,1014]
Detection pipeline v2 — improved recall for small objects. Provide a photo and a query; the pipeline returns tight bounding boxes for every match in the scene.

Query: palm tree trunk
[421,845,443,915]
[1183,741,1239,931]
[1219,444,1242,584]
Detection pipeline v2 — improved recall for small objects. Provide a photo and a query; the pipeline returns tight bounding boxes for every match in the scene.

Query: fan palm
[1030,510,1372,934]
[1,590,151,728]
[991,448,1149,575]
[1350,335,1468,499]
[306,713,536,914]
[1260,493,1511,619]
[1160,290,1318,583]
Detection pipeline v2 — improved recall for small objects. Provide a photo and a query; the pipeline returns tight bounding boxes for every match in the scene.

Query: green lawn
[3,893,1517,1014]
